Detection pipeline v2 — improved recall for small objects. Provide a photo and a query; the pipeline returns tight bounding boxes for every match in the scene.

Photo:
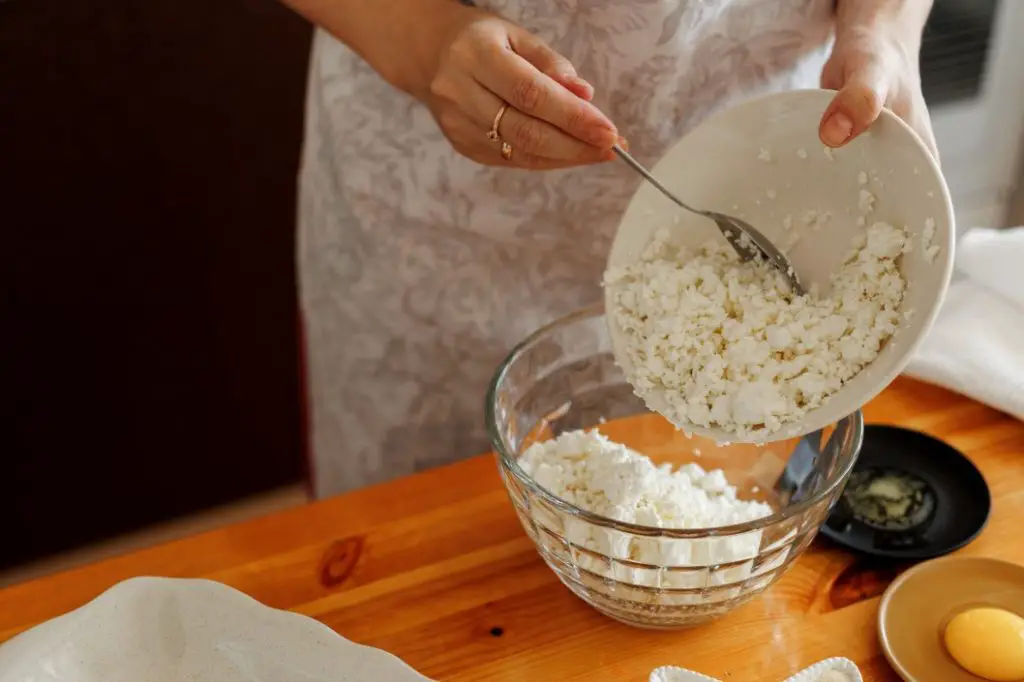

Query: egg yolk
[943,607,1024,682]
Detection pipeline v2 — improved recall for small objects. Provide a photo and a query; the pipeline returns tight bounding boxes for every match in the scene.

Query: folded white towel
[904,227,1024,420]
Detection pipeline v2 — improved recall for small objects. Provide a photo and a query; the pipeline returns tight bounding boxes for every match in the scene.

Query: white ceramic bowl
[605,89,954,443]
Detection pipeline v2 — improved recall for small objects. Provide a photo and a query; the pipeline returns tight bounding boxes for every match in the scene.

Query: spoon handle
[612,145,701,216]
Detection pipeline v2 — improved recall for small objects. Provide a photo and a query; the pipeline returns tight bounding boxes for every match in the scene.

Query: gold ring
[500,141,513,162]
[487,102,509,142]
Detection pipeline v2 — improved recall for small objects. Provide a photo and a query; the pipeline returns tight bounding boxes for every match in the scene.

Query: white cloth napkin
[904,227,1024,420]
[650,657,862,682]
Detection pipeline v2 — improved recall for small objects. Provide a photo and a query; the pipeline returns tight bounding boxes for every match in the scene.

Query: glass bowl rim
[485,303,865,539]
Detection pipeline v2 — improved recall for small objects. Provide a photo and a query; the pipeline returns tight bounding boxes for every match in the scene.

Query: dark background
[1,0,312,569]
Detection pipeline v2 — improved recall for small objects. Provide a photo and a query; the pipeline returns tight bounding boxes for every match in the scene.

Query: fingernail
[821,111,853,146]
[617,136,629,152]
[558,74,593,101]
[588,125,618,147]
[570,77,594,98]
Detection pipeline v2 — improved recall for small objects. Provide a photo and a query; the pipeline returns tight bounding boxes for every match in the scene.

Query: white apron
[298,0,835,497]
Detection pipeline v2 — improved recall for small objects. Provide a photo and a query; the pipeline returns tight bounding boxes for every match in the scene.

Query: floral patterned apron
[298,0,834,496]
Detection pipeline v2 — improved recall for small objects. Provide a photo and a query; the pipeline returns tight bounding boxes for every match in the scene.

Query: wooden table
[1,377,1021,680]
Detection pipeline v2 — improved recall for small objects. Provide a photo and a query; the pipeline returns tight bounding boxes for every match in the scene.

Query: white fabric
[298,0,836,496]
[905,227,1024,420]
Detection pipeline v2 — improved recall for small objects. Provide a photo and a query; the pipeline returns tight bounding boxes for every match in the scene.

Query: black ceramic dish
[820,425,991,560]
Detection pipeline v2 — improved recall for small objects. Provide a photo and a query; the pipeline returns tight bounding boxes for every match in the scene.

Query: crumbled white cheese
[758,148,773,162]
[605,223,907,440]
[520,430,770,529]
[922,217,939,262]
[858,189,876,214]
[823,147,835,161]
[518,430,775,596]
[796,147,808,159]
[803,209,831,232]
[766,189,777,200]
[857,171,868,185]
[782,215,794,231]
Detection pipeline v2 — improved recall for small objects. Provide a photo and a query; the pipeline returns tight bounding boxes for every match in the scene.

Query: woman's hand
[281,0,617,169]
[419,7,620,169]
[819,1,938,160]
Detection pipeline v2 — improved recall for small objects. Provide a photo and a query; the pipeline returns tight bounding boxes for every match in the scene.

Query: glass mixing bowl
[486,306,863,628]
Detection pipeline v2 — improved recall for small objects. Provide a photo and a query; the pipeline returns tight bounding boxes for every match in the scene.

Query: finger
[473,36,616,148]
[460,78,613,163]
[514,153,601,170]
[455,127,611,170]
[819,61,888,148]
[443,110,612,170]
[500,104,616,163]
[511,28,595,101]
[559,78,594,101]
[504,146,608,170]
[819,56,843,91]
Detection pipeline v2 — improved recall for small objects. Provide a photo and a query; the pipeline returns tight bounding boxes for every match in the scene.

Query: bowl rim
[485,304,865,539]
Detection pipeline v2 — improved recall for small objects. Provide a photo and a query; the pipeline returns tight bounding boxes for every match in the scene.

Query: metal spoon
[612,144,805,295]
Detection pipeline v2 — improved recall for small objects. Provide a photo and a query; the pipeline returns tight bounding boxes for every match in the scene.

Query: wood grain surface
[1,377,1021,681]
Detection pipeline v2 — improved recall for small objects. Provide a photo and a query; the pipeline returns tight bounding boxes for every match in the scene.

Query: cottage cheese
[922,217,940,263]
[520,430,771,529]
[858,189,876,214]
[518,430,777,599]
[604,222,906,440]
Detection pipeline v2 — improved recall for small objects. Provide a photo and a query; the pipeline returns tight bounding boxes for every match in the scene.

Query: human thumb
[820,64,888,148]
[509,27,594,101]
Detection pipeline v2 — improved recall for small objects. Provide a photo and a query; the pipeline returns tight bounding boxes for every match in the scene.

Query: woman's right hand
[417,6,621,170]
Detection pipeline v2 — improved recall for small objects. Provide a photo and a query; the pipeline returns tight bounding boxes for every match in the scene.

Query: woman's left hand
[819,8,938,161]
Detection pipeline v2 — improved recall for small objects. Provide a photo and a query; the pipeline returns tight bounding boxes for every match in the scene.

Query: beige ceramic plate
[878,556,1024,681]
[605,89,955,443]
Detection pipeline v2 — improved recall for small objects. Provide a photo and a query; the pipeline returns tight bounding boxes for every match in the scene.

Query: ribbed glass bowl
[486,306,863,628]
